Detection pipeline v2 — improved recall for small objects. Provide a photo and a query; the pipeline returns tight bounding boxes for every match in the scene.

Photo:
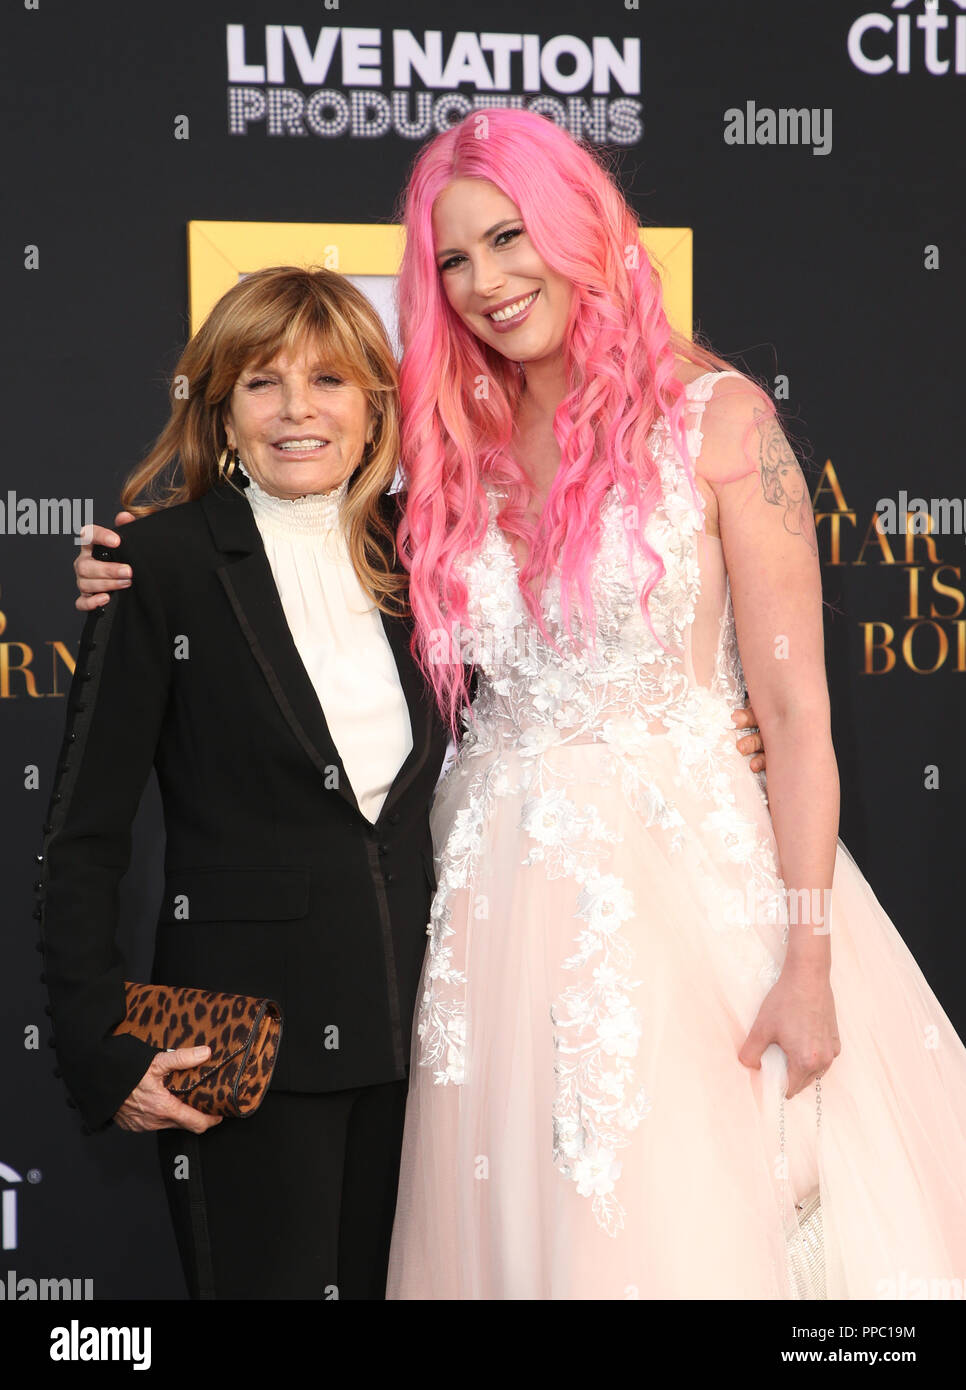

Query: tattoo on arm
[754,407,817,554]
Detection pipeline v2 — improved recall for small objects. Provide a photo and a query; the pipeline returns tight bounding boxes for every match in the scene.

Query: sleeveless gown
[386,370,966,1299]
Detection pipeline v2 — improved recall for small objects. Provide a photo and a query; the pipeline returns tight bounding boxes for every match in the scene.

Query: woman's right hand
[113,1046,225,1134]
[75,513,136,612]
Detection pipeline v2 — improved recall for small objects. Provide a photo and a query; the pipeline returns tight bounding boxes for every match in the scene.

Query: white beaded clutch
[787,1186,826,1299]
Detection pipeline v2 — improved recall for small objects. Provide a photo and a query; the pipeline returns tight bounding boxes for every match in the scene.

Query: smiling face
[223,336,374,499]
[432,177,574,366]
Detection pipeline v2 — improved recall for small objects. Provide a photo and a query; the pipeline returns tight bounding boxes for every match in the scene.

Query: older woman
[37,266,451,1299]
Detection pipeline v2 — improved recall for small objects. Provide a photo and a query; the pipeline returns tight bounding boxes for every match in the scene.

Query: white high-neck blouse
[244,470,413,824]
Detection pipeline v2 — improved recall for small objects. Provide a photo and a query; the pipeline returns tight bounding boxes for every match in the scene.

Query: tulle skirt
[386,737,966,1299]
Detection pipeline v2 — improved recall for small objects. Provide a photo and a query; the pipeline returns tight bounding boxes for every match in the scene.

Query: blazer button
[385,872,395,884]
[33,880,43,892]
[68,733,77,743]
[32,906,43,920]
[34,852,45,863]
[378,843,389,856]
[51,794,62,804]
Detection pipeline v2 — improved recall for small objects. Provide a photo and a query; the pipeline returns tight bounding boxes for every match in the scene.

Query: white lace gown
[386,371,966,1300]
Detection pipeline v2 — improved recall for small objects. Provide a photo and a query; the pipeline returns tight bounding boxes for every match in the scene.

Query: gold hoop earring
[217,447,239,480]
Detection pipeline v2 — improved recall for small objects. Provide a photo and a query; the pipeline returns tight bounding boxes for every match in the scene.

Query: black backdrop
[4,0,964,1300]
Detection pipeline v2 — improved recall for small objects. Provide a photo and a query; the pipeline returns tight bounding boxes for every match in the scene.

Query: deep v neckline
[483,484,555,592]
[482,481,625,621]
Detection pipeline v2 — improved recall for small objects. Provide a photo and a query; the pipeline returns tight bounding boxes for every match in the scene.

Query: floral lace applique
[417,754,507,1086]
[415,373,789,1230]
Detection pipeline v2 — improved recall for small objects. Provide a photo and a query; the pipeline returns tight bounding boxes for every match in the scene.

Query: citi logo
[849,0,966,74]
[1,1163,21,1251]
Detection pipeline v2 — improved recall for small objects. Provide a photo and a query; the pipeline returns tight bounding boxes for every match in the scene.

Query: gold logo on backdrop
[0,586,75,699]
[186,221,693,340]
[813,465,965,674]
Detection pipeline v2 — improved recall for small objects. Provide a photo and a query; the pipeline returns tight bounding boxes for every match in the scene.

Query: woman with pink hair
[385,107,966,1299]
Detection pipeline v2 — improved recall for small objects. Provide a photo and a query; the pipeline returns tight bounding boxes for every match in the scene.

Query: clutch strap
[779,1077,825,1298]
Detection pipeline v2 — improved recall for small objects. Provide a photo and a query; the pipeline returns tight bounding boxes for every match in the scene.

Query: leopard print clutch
[115,982,282,1117]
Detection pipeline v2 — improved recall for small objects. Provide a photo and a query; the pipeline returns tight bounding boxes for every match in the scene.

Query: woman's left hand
[732,698,765,773]
[737,964,841,1098]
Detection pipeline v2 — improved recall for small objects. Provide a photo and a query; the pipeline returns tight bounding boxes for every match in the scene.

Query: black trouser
[156,1079,409,1300]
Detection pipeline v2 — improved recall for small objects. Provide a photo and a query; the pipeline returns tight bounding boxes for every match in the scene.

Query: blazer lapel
[200,478,361,818]
[200,477,440,826]
[374,606,437,825]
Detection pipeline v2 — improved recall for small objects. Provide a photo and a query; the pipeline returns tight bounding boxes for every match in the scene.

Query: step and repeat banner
[4,0,964,1300]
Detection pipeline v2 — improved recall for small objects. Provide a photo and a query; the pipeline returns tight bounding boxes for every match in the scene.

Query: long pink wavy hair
[395,107,740,734]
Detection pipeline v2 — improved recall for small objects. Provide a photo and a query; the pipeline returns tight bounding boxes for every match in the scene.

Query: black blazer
[34,474,450,1132]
